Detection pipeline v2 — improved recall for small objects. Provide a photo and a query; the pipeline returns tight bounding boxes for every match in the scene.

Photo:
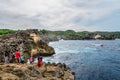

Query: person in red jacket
[14,50,21,64]
[37,53,43,67]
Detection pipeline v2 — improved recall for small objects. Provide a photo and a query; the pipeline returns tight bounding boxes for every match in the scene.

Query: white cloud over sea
[0,0,120,31]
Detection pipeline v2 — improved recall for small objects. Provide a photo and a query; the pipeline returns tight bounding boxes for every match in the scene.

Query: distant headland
[0,29,120,42]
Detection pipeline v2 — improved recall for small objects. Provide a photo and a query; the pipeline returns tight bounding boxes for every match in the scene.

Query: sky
[0,0,120,31]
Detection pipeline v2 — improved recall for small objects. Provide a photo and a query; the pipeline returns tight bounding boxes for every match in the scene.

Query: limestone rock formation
[0,29,55,62]
[94,34,102,40]
[0,63,75,80]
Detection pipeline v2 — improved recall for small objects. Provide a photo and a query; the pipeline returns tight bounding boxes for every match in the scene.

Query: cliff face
[40,34,67,43]
[0,29,55,62]
[0,63,75,80]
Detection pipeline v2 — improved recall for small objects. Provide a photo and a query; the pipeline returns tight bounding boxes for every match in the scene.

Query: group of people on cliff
[4,50,25,64]
[4,50,43,67]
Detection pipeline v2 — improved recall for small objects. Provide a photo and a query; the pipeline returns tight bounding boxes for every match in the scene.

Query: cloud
[0,0,120,31]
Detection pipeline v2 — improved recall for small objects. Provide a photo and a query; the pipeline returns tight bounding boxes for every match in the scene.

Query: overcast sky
[0,0,120,31]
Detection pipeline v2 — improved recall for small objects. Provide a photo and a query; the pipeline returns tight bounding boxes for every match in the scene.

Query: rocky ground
[0,63,75,80]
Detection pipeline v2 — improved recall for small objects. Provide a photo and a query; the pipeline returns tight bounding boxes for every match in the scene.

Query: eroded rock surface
[0,63,75,80]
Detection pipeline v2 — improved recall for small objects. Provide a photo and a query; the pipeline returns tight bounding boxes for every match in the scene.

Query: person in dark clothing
[8,52,15,63]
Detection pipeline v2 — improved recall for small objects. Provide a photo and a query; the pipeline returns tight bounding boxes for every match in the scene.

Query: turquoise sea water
[44,40,120,80]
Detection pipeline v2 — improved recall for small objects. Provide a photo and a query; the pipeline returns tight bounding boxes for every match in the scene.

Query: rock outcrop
[40,34,67,43]
[0,29,55,62]
[0,63,75,80]
[94,34,102,40]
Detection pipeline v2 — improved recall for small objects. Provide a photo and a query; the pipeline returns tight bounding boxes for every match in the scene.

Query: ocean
[43,40,120,80]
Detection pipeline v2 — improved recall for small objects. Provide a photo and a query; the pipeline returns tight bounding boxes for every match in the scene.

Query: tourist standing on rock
[29,56,33,64]
[12,52,15,63]
[20,54,25,64]
[4,51,9,64]
[14,50,21,64]
[37,53,43,67]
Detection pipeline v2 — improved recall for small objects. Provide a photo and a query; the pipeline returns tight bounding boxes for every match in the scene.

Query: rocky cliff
[40,34,67,43]
[0,63,75,80]
[0,29,55,62]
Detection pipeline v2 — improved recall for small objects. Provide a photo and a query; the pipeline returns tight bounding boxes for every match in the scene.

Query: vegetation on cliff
[40,29,120,41]
[0,29,120,41]
[0,29,16,35]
